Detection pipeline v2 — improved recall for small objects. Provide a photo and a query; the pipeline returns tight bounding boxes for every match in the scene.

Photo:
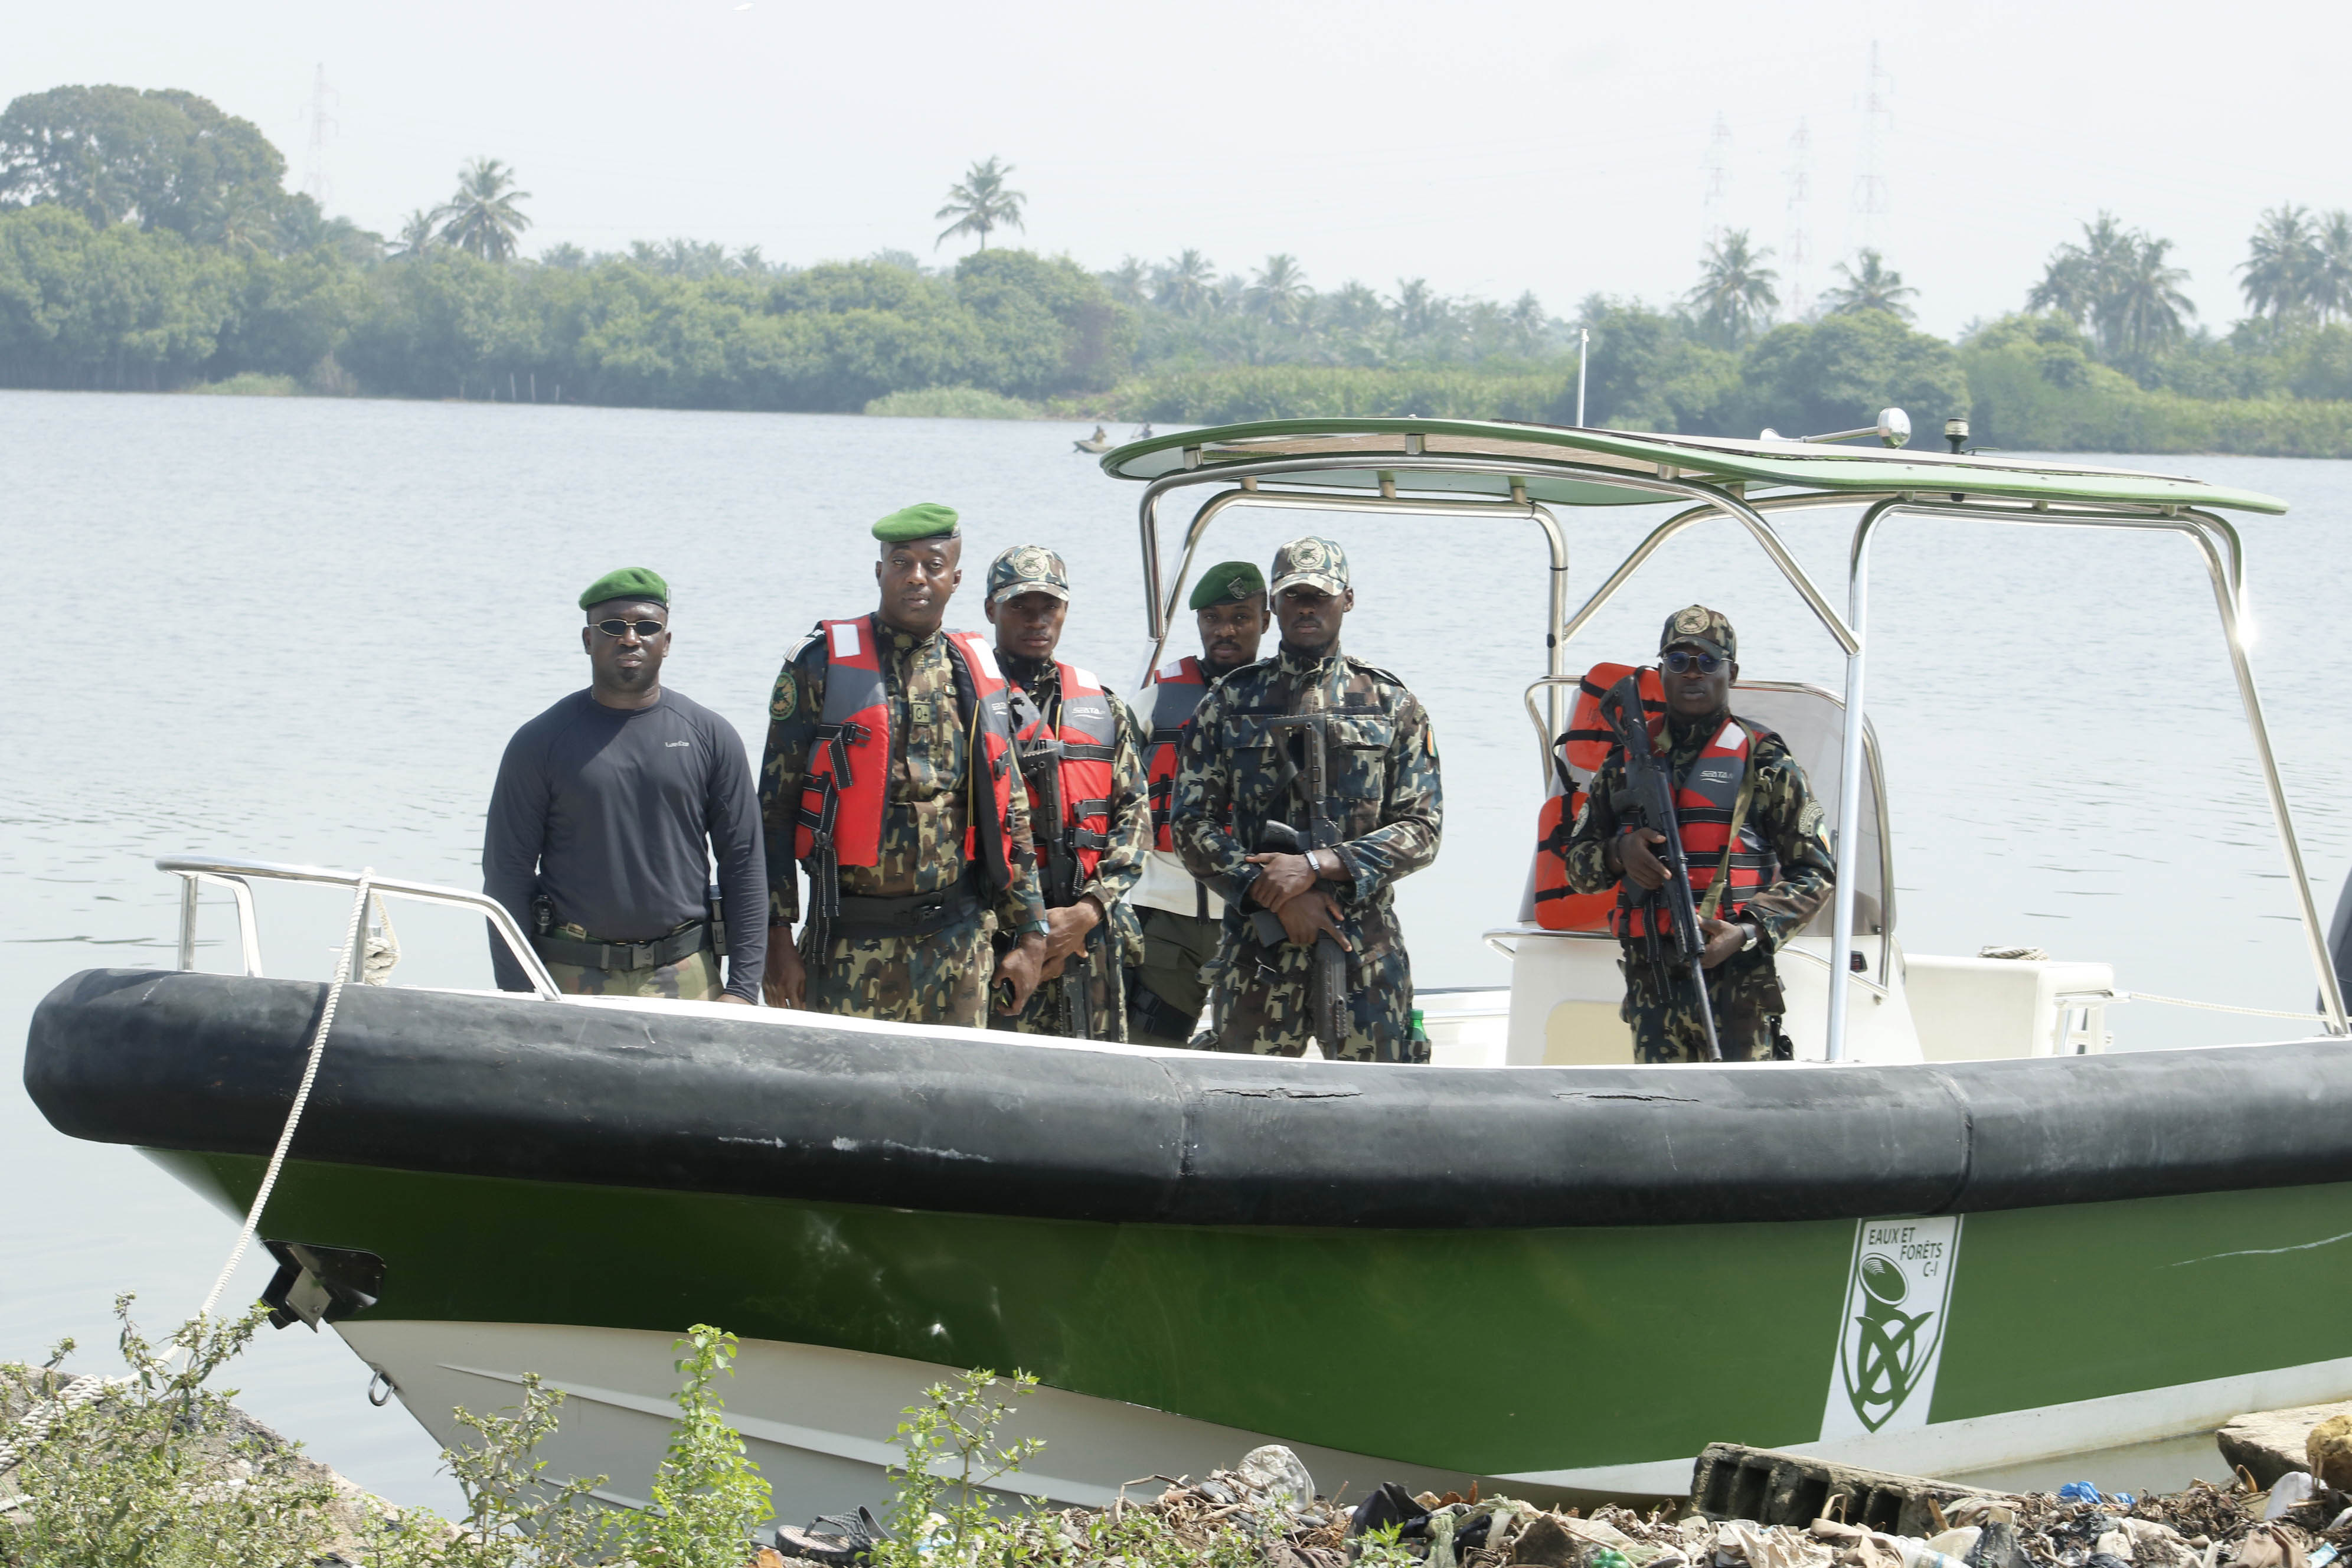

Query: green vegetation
[2,1303,778,1566]
[11,82,2352,451]
[185,371,300,396]
[865,386,1039,419]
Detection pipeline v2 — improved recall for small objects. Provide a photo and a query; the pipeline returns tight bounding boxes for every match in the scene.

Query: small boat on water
[24,418,2352,1523]
[1074,424,1112,453]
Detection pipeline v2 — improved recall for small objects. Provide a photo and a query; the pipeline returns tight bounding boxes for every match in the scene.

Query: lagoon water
[4,388,2348,1510]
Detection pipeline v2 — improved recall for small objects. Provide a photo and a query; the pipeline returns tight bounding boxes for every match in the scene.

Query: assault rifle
[1015,717,1099,1040]
[1250,714,1360,1060]
[1599,673,1721,1061]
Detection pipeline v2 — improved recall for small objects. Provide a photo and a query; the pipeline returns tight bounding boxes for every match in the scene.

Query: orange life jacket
[793,616,1020,893]
[1141,655,1211,852]
[1533,663,1662,932]
[1611,716,1779,939]
[1011,660,1121,890]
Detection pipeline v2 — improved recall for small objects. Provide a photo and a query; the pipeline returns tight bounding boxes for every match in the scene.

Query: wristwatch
[1737,920,1760,952]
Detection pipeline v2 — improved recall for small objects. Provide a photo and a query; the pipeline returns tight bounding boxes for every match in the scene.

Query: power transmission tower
[1848,41,1891,256]
[1784,118,1813,319]
[1700,113,1732,252]
[300,65,338,207]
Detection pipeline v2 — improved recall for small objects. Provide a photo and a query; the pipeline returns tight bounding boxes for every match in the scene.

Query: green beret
[873,502,961,543]
[579,567,669,610]
[1188,560,1266,610]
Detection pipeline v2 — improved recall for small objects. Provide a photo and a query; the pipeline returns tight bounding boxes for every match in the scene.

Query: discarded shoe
[775,1506,889,1565]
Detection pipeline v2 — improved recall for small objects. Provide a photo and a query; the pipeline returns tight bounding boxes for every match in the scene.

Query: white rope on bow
[185,870,375,1335]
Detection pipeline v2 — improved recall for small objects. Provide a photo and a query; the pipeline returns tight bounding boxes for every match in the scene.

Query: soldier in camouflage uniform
[982,545,1152,1040]
[1561,606,1835,1063]
[1172,536,1443,1061]
[757,504,1050,1027]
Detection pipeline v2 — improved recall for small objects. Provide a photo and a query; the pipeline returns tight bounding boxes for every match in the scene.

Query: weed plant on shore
[0,1302,772,1568]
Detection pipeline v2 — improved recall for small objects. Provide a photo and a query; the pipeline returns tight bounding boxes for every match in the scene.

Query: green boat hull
[153,1148,2352,1500]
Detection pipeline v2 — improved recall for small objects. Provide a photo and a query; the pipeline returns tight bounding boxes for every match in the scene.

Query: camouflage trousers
[802,916,989,1028]
[1202,902,1415,1063]
[543,923,723,1001]
[1128,907,1219,1046]
[1621,945,1794,1064]
[991,930,1128,1041]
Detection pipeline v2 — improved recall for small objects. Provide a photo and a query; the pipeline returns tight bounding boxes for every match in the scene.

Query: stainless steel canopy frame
[1131,453,2347,1060]
[1827,499,2349,1057]
[1133,455,1858,747]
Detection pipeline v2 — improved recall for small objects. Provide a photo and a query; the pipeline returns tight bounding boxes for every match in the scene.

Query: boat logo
[1819,1214,1962,1441]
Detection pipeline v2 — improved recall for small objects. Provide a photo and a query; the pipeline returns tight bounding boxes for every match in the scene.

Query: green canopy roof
[1098,418,2288,515]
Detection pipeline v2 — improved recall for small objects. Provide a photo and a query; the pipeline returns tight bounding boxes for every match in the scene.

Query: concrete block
[2214,1402,2352,1489]
[1689,1443,2005,1541]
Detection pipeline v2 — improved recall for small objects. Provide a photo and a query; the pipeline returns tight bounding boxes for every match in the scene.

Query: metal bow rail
[158,854,560,1001]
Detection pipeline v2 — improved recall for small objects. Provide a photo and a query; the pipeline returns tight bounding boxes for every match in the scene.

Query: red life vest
[1611,716,1781,940]
[1011,661,1121,887]
[793,616,1021,892]
[1141,655,1211,852]
[1533,663,1661,932]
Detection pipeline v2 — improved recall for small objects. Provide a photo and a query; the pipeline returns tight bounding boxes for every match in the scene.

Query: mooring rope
[187,871,375,1331]
[4,879,379,1474]
[0,1373,133,1481]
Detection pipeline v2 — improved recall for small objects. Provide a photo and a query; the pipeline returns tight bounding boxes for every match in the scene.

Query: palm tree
[2239,205,2318,323]
[391,208,440,259]
[2311,211,2352,323]
[1102,256,1148,306]
[1245,254,1311,326]
[1684,230,1779,345]
[2029,213,2134,324]
[1507,290,1547,355]
[437,158,532,262]
[192,187,280,256]
[1391,277,1452,339]
[934,156,1025,251]
[1821,249,1915,321]
[1152,250,1217,315]
[275,195,380,264]
[2108,236,2196,362]
[1322,280,1384,332]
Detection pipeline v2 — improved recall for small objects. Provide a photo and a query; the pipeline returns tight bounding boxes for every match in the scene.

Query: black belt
[533,920,710,972]
[832,878,981,938]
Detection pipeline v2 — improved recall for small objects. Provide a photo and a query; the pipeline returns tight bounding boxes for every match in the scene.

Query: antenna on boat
[1759,407,1911,447]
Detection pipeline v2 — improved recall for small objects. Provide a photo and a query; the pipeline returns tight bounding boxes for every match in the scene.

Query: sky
[8,0,2350,339]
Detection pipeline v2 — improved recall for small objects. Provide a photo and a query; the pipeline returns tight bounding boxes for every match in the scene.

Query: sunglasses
[1660,648,1723,675]
[593,619,668,639]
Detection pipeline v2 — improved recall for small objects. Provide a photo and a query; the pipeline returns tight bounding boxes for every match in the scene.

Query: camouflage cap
[873,502,959,543]
[986,543,1071,606]
[1660,604,1736,662]
[1269,535,1349,597]
[1188,560,1266,610]
[579,566,668,610]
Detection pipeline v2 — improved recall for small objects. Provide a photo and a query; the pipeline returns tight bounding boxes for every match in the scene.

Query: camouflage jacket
[757,617,1046,934]
[1002,655,1151,963]
[1171,640,1443,913]
[1562,710,1834,952]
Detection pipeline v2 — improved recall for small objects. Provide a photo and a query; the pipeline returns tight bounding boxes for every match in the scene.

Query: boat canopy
[1099,418,2288,515]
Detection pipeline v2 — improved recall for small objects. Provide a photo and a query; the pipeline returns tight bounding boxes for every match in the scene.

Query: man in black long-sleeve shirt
[484,568,766,1001]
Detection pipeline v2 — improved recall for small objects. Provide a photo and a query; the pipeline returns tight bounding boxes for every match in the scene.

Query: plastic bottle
[1409,1009,1432,1061]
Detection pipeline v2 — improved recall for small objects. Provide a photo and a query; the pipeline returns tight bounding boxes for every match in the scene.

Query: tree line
[7,84,2352,454]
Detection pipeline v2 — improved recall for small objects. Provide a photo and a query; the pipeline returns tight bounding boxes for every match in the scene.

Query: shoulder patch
[1799,798,1826,837]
